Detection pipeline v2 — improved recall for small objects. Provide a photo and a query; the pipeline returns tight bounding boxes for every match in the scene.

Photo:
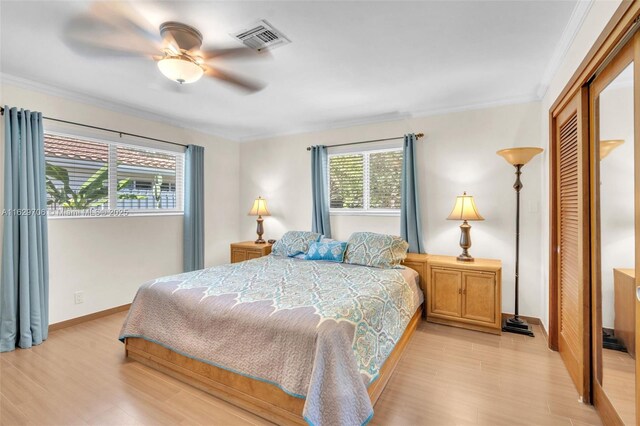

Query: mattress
[119,255,422,426]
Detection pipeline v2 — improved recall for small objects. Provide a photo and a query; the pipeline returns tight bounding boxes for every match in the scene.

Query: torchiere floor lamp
[497,147,543,337]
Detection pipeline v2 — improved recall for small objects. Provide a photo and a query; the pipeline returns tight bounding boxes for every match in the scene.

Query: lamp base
[502,316,534,337]
[255,216,265,244]
[457,253,474,262]
[456,221,475,262]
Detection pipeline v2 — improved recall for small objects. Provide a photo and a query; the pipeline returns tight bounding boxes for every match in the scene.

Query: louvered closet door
[555,89,590,400]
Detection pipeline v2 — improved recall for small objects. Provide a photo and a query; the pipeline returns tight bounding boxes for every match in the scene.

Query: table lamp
[497,146,543,337]
[248,196,270,244]
[447,192,484,262]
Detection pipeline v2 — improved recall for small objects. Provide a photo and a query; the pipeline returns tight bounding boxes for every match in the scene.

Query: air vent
[232,20,291,52]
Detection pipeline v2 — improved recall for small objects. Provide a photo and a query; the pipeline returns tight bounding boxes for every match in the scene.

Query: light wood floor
[603,348,635,425]
[0,312,602,425]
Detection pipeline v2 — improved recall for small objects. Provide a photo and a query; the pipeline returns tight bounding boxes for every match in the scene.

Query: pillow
[344,232,409,268]
[305,241,348,262]
[272,231,321,257]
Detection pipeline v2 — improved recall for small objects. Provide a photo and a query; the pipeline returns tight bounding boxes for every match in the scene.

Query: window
[329,148,403,214]
[44,133,184,216]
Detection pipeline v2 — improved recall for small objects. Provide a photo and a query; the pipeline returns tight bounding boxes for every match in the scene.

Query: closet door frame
[551,86,591,402]
[588,37,634,425]
[550,2,639,354]
[548,0,639,409]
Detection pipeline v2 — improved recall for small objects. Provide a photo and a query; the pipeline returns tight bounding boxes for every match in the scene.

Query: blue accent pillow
[305,241,348,262]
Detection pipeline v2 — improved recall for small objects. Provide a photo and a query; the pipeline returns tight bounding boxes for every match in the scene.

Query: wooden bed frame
[125,253,428,425]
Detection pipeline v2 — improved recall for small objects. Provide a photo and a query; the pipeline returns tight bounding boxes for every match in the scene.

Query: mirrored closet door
[590,31,638,425]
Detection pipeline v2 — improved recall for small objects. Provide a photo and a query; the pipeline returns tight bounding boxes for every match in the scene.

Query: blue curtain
[183,145,204,272]
[1,106,49,352]
[401,133,425,253]
[310,145,332,238]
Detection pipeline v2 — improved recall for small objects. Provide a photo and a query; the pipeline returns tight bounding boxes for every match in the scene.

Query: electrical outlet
[74,291,84,304]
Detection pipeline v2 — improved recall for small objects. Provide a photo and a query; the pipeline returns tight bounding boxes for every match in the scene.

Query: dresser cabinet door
[231,249,247,263]
[461,272,497,324]
[430,268,462,318]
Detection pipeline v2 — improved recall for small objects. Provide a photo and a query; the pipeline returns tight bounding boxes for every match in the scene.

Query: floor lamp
[497,147,543,337]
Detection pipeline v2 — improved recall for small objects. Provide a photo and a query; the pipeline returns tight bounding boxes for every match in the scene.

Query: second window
[328,148,403,214]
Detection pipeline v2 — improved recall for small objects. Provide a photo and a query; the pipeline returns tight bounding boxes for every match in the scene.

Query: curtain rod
[0,106,188,148]
[305,133,424,151]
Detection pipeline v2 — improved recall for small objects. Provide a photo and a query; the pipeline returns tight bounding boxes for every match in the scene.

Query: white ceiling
[1,1,580,141]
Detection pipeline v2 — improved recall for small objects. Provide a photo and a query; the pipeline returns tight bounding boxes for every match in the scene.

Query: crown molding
[536,0,595,99]
[410,93,540,121]
[236,111,415,143]
[236,93,540,142]
[0,72,540,143]
[0,75,540,144]
[0,73,240,142]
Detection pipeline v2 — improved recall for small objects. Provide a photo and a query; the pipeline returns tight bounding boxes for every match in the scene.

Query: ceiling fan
[64,2,269,92]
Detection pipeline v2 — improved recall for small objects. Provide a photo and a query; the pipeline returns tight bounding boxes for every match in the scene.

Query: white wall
[599,82,634,329]
[240,102,544,318]
[0,83,240,323]
[540,0,623,330]
[0,0,623,328]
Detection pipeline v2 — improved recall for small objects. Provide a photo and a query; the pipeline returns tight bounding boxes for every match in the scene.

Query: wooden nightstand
[426,255,502,334]
[230,241,272,263]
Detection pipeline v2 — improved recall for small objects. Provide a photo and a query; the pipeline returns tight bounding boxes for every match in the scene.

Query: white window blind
[369,150,403,209]
[329,147,403,213]
[44,133,184,216]
[329,154,364,208]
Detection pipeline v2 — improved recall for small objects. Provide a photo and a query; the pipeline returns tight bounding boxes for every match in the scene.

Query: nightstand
[230,241,272,263]
[426,255,502,334]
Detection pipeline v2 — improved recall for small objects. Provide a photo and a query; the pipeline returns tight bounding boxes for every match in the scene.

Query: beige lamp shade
[248,196,271,216]
[599,139,624,160]
[447,192,484,221]
[497,147,544,166]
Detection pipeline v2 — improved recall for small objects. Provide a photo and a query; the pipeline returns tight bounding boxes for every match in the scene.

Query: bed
[120,252,428,426]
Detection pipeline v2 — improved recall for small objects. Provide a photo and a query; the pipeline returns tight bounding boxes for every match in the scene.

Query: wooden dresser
[230,241,272,263]
[614,268,636,358]
[426,255,502,334]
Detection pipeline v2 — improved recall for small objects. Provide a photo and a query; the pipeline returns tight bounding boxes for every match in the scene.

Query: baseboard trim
[501,313,548,341]
[49,304,131,332]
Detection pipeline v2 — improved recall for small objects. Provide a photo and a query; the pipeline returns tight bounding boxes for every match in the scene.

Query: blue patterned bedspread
[120,255,422,426]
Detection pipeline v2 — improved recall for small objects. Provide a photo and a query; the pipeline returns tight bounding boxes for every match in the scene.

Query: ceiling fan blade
[200,47,270,61]
[162,31,181,55]
[64,20,159,57]
[63,7,161,57]
[204,67,266,93]
[87,2,161,45]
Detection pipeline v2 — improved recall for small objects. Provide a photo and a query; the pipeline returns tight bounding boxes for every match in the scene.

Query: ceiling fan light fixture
[157,56,204,84]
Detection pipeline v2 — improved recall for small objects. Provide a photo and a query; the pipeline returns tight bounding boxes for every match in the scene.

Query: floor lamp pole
[502,163,534,337]
[514,164,521,321]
